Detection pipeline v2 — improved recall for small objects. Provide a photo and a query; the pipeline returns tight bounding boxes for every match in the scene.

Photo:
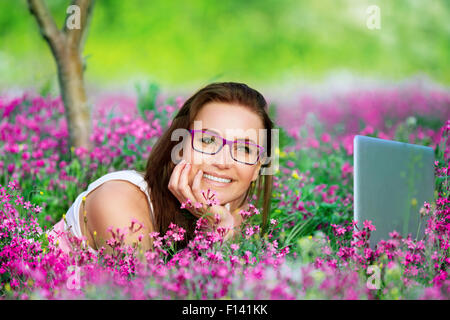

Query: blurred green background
[0,0,449,91]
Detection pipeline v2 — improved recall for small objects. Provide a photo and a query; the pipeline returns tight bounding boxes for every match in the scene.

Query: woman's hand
[168,159,242,238]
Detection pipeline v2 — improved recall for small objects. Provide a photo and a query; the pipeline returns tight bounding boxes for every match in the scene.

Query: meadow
[1,82,449,299]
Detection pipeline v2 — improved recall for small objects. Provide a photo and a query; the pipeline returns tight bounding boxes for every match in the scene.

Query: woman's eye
[201,137,215,144]
[237,145,251,153]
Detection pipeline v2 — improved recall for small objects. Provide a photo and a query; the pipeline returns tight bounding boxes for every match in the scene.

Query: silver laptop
[354,135,435,247]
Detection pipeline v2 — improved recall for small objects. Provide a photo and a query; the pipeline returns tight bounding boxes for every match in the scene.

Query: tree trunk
[57,47,92,152]
[28,0,94,153]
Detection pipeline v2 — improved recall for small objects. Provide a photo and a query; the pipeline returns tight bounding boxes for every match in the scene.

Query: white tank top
[64,170,155,240]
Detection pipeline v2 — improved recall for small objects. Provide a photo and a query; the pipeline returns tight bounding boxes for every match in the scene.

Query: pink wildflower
[363,220,376,231]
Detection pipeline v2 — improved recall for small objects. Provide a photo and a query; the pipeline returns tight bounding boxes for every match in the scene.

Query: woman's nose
[211,144,234,166]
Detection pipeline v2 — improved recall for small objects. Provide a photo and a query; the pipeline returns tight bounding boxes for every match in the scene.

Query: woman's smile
[202,172,234,187]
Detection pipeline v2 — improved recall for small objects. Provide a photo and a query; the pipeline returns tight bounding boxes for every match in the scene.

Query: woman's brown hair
[142,82,274,249]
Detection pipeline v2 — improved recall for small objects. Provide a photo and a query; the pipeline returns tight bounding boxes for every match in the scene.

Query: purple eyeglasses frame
[189,129,265,165]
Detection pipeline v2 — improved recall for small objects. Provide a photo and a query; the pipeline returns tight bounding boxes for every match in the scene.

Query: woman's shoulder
[83,179,154,252]
[84,179,152,229]
[85,170,151,220]
[92,178,147,205]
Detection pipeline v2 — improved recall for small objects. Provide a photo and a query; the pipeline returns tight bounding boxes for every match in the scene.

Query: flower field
[0,84,449,300]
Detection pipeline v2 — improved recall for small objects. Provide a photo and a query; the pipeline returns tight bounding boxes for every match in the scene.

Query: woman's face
[181,101,264,211]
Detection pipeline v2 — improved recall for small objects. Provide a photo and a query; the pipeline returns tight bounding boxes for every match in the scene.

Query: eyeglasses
[189,129,264,165]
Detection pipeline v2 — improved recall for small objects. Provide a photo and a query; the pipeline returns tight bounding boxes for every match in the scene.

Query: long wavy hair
[142,82,274,249]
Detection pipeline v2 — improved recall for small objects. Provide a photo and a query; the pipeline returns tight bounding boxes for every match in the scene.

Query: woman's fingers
[169,161,203,218]
[168,159,191,208]
[169,160,232,228]
[178,163,204,215]
[191,169,216,223]
[178,161,191,192]
[191,169,203,200]
[168,159,186,193]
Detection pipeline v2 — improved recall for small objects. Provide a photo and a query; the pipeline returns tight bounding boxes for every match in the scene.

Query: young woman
[49,82,274,255]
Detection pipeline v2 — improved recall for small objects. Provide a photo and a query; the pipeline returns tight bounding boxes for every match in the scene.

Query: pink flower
[239,210,251,220]
[8,180,19,190]
[322,246,332,255]
[360,126,374,135]
[321,132,331,143]
[180,199,192,209]
[202,188,218,206]
[149,231,160,239]
[331,224,346,236]
[230,244,239,251]
[389,230,400,239]
[363,220,376,231]
[23,201,32,210]
[7,163,15,174]
[245,226,255,238]
[75,146,88,158]
[308,138,320,149]
[34,206,42,214]
[194,202,203,209]
[341,162,353,178]
[315,257,324,268]
[250,204,260,216]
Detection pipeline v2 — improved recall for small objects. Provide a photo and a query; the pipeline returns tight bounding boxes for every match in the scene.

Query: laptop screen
[353,135,435,247]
